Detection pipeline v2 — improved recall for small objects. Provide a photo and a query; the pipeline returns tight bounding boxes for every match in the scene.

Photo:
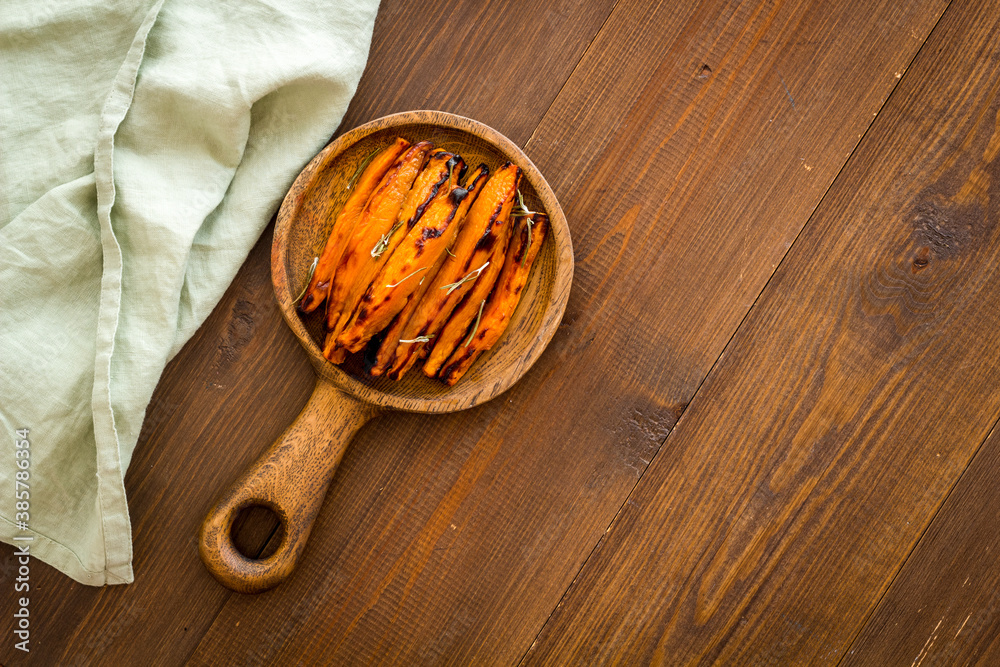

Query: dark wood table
[5,0,1000,663]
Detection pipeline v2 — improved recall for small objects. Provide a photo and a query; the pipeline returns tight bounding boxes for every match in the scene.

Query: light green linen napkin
[0,0,379,585]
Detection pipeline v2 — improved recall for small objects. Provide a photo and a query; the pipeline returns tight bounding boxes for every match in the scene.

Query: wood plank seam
[839,413,1000,665]
[521,0,626,152]
[69,0,954,662]
[522,0,1000,658]
[516,1,957,662]
[181,3,624,661]
[177,467,286,664]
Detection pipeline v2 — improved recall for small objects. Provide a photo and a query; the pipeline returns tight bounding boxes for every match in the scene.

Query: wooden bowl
[199,111,573,593]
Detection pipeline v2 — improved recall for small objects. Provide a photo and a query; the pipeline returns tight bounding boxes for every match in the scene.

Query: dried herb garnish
[371,220,404,258]
[347,148,380,190]
[464,300,486,347]
[385,266,428,288]
[510,189,537,218]
[293,257,319,305]
[399,335,434,344]
[511,189,538,253]
[441,260,489,295]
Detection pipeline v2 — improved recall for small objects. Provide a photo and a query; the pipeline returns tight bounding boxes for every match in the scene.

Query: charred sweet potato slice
[336,149,458,334]
[388,164,517,377]
[438,213,548,385]
[421,196,516,378]
[368,251,445,378]
[335,163,484,354]
[373,166,489,379]
[321,141,433,361]
[299,137,410,314]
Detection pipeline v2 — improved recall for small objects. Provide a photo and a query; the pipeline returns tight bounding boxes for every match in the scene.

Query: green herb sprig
[399,335,434,344]
[386,266,427,288]
[464,300,486,347]
[293,257,319,305]
[441,261,489,295]
[347,148,380,190]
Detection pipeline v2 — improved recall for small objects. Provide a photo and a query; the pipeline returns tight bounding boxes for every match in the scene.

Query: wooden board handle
[199,378,378,593]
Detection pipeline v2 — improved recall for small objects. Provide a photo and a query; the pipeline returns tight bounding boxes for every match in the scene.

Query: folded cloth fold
[0,0,379,585]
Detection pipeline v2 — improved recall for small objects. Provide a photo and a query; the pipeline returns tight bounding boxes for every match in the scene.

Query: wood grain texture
[525,0,1000,662]
[0,2,611,665]
[0,228,315,666]
[338,0,621,147]
[185,0,947,664]
[0,0,970,664]
[272,111,574,413]
[200,380,379,593]
[844,420,1000,666]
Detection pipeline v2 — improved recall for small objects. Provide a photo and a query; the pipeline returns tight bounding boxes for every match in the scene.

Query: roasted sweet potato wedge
[331,149,458,336]
[335,163,485,354]
[391,151,462,239]
[438,212,549,385]
[368,252,445,378]
[372,165,489,378]
[421,196,516,378]
[321,141,433,361]
[387,163,517,378]
[299,137,410,314]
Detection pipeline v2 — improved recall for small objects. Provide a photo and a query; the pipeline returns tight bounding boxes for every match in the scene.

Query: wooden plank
[184,1,948,664]
[524,0,1000,663]
[338,0,620,148]
[0,229,314,667]
[0,1,617,665]
[843,420,1000,666]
